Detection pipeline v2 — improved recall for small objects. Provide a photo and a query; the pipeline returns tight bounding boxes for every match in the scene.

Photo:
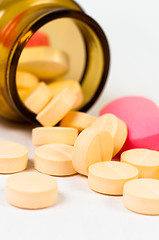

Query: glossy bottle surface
[0,0,110,123]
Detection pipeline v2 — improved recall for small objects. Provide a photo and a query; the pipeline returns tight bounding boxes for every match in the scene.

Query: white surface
[1,0,159,239]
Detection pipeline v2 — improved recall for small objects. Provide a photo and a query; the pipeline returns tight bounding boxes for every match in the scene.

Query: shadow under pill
[57,192,66,205]
[0,189,8,207]
[105,195,124,213]
[68,174,89,193]
[26,159,35,172]
[0,116,36,131]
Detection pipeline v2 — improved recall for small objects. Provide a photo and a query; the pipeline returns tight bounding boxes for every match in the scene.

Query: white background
[1,0,159,239]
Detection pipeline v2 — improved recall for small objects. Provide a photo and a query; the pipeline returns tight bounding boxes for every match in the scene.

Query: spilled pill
[123,178,159,215]
[24,82,52,114]
[91,113,127,156]
[72,127,113,176]
[35,144,76,176]
[0,141,28,173]
[60,111,97,132]
[6,172,58,209]
[32,127,78,146]
[121,148,159,179]
[36,88,77,126]
[88,161,138,195]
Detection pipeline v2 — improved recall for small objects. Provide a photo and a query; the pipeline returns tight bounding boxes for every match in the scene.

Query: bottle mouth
[8,8,110,123]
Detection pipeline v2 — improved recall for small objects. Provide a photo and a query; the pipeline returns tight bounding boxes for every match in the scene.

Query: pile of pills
[3,106,159,214]
[2,31,159,215]
[16,31,83,118]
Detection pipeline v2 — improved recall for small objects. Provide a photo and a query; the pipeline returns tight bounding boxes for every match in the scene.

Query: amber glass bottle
[0,0,110,123]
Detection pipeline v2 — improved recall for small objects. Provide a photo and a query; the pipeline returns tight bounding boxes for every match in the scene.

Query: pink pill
[100,96,159,151]
[25,31,50,48]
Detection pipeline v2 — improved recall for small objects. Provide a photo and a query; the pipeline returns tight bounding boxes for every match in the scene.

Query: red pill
[25,31,50,48]
[100,96,159,152]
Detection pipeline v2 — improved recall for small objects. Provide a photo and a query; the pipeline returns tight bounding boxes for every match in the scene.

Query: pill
[5,172,57,209]
[48,80,83,108]
[123,178,159,215]
[121,148,159,179]
[24,82,52,114]
[91,114,127,156]
[100,96,159,152]
[88,161,138,195]
[60,111,97,132]
[25,31,50,48]
[16,71,39,90]
[32,127,78,146]
[36,88,77,127]
[18,89,30,101]
[72,127,113,176]
[18,46,69,79]
[0,141,28,173]
[35,144,76,176]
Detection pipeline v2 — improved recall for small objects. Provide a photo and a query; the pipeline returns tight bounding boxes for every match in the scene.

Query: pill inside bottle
[16,19,87,120]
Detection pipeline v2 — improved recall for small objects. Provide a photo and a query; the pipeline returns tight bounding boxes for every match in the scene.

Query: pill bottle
[0,0,110,123]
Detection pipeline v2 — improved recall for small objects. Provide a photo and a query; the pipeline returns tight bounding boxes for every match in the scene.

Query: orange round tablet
[72,127,113,176]
[48,80,83,109]
[16,71,39,90]
[35,144,76,176]
[88,161,138,195]
[18,47,69,79]
[32,127,78,146]
[6,172,58,209]
[36,88,77,127]
[0,141,28,173]
[60,111,96,132]
[121,148,159,179]
[123,178,159,215]
[91,113,127,156]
